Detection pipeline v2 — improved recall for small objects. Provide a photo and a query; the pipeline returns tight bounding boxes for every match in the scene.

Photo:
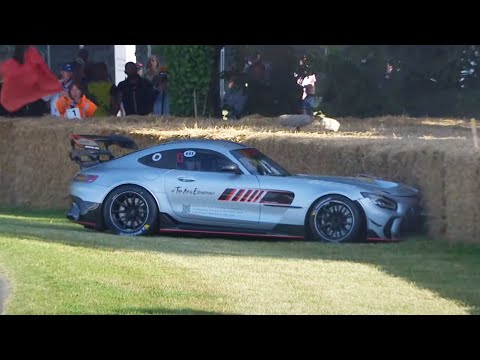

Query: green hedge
[153,45,215,117]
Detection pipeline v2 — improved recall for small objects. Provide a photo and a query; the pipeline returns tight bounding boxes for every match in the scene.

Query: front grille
[383,218,395,239]
[399,206,424,235]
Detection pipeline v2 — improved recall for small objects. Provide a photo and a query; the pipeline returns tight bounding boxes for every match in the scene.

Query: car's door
[256,176,299,226]
[164,148,261,225]
[229,147,303,231]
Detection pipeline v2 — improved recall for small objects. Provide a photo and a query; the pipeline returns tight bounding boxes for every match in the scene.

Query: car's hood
[294,174,419,197]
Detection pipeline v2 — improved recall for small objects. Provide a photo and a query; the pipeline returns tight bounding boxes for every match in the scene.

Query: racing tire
[307,195,362,243]
[103,185,158,236]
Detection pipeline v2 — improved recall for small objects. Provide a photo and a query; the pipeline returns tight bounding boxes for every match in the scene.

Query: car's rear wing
[70,134,139,170]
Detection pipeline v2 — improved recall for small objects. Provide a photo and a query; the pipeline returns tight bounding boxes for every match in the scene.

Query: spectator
[379,62,395,89]
[73,48,91,86]
[385,62,394,80]
[10,45,29,65]
[42,63,74,117]
[77,48,89,64]
[114,62,154,116]
[109,84,122,116]
[298,73,316,100]
[56,82,97,119]
[136,62,144,77]
[296,60,321,116]
[152,72,170,116]
[144,55,161,83]
[87,62,115,116]
[245,60,274,116]
[302,84,316,116]
[222,74,247,120]
[268,54,304,116]
[23,98,48,117]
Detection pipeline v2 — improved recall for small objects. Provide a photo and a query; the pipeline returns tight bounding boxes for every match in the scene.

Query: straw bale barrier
[0,115,478,243]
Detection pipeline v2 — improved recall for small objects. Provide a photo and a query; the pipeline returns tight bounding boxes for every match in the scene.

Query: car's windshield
[231,148,291,176]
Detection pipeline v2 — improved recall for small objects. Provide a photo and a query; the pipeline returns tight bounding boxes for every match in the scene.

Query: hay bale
[444,149,480,243]
[0,119,15,206]
[11,119,76,208]
[278,114,313,130]
[383,144,447,239]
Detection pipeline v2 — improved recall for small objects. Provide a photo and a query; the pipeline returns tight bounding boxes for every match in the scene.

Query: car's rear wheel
[103,185,158,236]
[307,195,362,243]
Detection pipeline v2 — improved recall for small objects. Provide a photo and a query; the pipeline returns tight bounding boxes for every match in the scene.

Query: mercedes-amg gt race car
[67,134,424,243]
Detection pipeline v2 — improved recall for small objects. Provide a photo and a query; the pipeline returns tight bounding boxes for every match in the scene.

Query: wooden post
[471,118,479,150]
[202,91,208,117]
[193,89,197,118]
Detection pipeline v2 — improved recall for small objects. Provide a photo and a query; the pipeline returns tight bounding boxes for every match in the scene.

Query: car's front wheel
[307,195,362,243]
[103,185,158,236]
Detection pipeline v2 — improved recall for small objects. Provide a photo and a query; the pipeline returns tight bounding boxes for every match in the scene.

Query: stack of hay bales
[0,116,479,244]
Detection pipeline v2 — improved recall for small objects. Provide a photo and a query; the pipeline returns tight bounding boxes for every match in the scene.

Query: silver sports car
[67,134,424,243]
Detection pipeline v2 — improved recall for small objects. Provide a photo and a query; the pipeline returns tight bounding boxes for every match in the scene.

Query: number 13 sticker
[66,107,82,119]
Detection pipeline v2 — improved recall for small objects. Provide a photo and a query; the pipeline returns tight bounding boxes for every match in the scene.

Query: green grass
[1,208,480,314]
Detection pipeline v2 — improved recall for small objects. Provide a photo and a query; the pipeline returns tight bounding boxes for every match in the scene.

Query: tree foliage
[153,45,215,117]
[307,45,480,117]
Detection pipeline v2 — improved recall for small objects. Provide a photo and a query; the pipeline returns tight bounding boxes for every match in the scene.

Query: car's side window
[138,150,178,169]
[175,148,235,173]
[139,148,236,173]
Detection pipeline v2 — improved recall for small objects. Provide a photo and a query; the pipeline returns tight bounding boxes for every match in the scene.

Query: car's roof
[145,138,249,152]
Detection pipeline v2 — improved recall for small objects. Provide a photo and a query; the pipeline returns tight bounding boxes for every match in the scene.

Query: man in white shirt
[43,63,74,116]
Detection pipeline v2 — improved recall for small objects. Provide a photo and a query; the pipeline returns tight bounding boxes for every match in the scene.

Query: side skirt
[157,213,305,240]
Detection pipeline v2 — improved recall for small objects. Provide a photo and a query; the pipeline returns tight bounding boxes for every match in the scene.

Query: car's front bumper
[358,196,426,241]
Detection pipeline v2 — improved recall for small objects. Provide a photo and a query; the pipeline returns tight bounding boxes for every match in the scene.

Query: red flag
[0,46,62,112]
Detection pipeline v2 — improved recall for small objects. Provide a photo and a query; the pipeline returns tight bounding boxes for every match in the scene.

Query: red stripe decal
[232,189,245,201]
[240,190,253,202]
[247,190,259,202]
[219,188,236,201]
[252,191,264,202]
[225,189,237,201]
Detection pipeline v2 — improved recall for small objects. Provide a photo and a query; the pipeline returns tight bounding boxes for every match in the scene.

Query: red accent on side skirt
[74,220,97,227]
[159,228,304,239]
[367,237,401,242]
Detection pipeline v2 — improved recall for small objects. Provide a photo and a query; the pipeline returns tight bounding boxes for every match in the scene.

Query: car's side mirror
[221,163,242,175]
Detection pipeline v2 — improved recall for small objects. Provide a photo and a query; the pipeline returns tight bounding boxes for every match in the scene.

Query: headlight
[361,192,397,211]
